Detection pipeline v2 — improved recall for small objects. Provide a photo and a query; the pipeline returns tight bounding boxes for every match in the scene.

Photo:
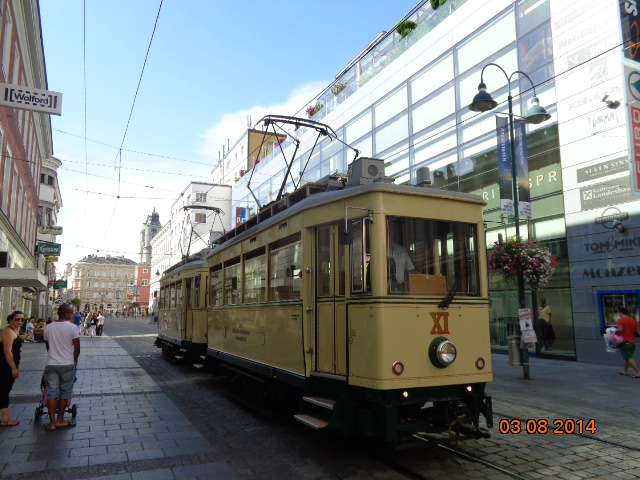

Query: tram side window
[176,281,183,309]
[386,217,479,296]
[317,227,331,297]
[194,276,201,307]
[159,286,165,310]
[269,233,302,301]
[244,248,266,303]
[170,283,176,309]
[224,259,241,304]
[351,219,371,295]
[209,265,223,306]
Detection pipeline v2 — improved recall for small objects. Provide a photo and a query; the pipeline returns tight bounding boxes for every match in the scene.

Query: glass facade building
[230,0,635,364]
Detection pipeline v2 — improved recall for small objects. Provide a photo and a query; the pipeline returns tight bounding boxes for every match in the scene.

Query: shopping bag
[603,327,620,352]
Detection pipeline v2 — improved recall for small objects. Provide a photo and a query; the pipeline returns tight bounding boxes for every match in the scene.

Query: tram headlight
[429,337,457,368]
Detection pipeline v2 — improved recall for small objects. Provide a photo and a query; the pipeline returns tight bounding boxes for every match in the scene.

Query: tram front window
[386,217,479,297]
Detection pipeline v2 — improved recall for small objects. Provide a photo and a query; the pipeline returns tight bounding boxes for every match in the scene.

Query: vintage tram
[155,250,209,366]
[156,157,493,447]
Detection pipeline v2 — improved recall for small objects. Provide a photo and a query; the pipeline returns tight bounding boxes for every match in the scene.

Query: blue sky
[39,0,419,269]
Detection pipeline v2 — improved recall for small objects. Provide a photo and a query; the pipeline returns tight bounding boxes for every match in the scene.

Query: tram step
[302,396,335,411]
[193,363,205,369]
[293,413,330,430]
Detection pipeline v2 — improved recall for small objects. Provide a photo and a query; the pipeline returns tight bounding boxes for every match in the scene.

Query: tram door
[314,225,347,376]
[184,278,193,341]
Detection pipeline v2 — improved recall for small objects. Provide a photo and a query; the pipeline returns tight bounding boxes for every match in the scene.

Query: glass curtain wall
[233,0,574,358]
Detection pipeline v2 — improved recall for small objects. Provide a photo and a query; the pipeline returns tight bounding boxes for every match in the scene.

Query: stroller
[34,371,77,423]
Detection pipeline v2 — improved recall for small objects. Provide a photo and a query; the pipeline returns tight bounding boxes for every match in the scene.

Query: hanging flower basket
[487,235,555,290]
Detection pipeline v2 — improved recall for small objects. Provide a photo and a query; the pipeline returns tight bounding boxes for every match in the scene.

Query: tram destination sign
[38,243,61,256]
[0,83,62,115]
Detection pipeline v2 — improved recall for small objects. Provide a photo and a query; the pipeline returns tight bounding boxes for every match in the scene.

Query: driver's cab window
[387,217,479,297]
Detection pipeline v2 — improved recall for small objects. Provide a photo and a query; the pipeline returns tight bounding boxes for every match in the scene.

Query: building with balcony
[35,156,62,318]
[227,0,638,365]
[65,255,137,314]
[0,1,54,321]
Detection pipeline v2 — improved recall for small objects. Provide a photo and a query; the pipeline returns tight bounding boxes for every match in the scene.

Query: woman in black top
[0,311,24,426]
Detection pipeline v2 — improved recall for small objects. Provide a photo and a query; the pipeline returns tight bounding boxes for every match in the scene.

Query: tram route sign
[0,83,62,115]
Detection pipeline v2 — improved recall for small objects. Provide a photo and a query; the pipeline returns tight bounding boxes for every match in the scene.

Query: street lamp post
[468,63,551,380]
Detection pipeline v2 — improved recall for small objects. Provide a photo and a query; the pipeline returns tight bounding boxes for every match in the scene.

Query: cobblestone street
[1,316,639,479]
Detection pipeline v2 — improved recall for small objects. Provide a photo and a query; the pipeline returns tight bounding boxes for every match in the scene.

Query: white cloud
[199,82,327,162]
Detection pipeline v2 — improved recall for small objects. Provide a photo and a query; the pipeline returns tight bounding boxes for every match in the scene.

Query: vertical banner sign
[496,116,513,215]
[620,0,640,195]
[235,207,247,226]
[514,118,531,217]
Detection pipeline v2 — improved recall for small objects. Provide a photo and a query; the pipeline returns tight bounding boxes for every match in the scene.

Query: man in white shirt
[43,303,80,431]
[96,312,105,336]
[387,227,418,292]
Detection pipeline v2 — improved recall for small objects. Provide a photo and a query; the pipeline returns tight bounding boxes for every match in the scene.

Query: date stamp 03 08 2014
[499,419,597,435]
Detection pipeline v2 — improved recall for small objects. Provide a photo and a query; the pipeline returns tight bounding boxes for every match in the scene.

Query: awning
[0,268,48,289]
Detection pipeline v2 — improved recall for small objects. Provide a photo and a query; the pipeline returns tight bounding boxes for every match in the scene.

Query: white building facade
[149,182,232,311]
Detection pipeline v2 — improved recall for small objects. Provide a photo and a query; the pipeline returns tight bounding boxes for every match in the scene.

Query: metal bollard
[507,336,521,366]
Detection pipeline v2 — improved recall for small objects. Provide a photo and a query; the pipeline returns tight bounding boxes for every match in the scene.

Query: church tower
[139,209,162,265]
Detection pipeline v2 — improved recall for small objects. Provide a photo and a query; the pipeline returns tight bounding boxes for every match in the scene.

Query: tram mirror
[339,227,353,245]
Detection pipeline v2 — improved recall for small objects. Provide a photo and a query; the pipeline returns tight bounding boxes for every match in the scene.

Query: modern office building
[228,0,636,364]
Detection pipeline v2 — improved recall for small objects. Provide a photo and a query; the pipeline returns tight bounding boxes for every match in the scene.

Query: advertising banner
[496,116,513,216]
[514,118,531,217]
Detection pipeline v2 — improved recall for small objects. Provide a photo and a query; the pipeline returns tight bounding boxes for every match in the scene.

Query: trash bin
[507,336,521,366]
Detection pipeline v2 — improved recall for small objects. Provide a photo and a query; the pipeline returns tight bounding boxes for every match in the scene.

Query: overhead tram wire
[93,0,164,256]
[113,0,164,200]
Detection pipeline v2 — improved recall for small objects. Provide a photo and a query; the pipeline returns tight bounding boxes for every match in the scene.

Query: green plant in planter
[395,19,417,38]
[331,82,347,96]
[430,0,447,9]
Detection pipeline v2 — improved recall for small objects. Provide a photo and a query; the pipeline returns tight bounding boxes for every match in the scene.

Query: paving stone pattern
[1,318,639,479]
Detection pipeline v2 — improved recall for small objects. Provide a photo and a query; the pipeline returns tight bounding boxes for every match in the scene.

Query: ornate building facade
[65,255,137,313]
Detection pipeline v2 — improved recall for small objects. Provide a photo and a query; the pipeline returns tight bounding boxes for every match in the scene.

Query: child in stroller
[34,371,77,425]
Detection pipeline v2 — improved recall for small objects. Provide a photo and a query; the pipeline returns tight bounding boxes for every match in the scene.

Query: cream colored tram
[155,250,209,365]
[205,158,493,447]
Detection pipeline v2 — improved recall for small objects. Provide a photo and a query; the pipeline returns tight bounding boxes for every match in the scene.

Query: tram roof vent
[345,157,393,186]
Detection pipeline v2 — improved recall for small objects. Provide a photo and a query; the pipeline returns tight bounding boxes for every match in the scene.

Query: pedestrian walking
[96,312,105,336]
[0,311,25,427]
[83,312,92,336]
[43,303,80,431]
[538,298,555,351]
[88,313,97,338]
[72,311,82,335]
[616,307,640,377]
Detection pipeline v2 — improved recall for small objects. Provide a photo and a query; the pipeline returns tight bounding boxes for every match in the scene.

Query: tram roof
[212,181,484,253]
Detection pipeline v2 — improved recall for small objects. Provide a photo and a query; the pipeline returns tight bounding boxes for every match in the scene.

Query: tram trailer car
[200,158,492,448]
[155,250,210,366]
